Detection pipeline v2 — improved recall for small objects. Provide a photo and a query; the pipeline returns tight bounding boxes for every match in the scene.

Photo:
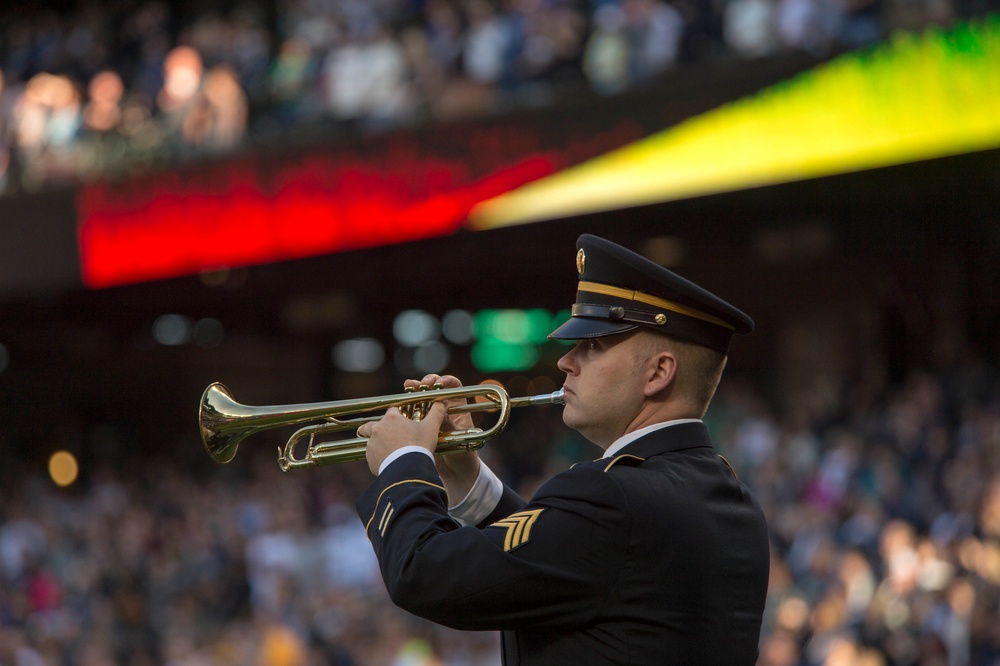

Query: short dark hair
[633,331,727,417]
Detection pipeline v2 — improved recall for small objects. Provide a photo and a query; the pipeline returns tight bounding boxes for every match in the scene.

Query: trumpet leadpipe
[449,387,566,415]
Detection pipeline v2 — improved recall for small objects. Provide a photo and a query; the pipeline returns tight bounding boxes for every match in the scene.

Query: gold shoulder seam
[718,455,739,480]
[603,454,646,472]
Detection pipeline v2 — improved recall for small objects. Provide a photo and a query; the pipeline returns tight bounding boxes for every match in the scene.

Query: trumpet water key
[199,382,566,471]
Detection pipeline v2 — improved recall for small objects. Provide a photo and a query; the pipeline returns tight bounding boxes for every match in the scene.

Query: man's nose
[556,348,576,374]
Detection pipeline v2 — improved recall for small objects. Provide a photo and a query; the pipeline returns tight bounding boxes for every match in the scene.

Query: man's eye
[587,340,600,351]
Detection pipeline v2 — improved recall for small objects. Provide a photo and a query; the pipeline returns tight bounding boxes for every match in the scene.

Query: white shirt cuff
[448,461,503,526]
[378,446,434,475]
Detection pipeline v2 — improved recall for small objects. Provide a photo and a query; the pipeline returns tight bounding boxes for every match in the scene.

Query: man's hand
[360,401,447,476]
[402,374,474,433]
[361,374,482,505]
[408,375,482,506]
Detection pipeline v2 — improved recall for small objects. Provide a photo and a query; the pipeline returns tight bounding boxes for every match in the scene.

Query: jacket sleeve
[355,452,629,631]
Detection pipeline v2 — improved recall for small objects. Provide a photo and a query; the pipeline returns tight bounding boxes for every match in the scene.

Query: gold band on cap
[578,281,736,331]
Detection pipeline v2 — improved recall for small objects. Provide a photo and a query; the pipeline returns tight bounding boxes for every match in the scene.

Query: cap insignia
[576,248,586,274]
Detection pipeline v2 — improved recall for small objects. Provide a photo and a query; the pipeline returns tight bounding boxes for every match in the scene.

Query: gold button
[655,314,667,325]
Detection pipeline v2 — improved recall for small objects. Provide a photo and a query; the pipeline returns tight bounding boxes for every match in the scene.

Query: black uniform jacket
[356,422,770,665]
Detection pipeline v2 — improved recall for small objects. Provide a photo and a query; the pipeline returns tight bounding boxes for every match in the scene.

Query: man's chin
[562,410,591,439]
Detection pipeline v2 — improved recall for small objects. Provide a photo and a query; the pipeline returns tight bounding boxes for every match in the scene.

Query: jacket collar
[612,421,715,459]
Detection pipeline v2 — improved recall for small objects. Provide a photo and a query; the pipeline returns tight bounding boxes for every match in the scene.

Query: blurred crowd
[713,364,1000,666]
[2,342,1000,665]
[0,0,978,196]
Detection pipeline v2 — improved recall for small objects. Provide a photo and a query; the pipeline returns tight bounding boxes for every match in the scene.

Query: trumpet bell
[200,383,250,464]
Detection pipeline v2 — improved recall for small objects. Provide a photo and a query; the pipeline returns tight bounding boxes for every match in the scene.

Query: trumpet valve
[410,382,444,422]
[412,384,428,421]
[402,386,416,419]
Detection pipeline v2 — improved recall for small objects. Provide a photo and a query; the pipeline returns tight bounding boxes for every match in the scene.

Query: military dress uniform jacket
[356,422,770,665]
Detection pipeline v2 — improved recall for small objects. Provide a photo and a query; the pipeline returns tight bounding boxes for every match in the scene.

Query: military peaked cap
[548,234,754,354]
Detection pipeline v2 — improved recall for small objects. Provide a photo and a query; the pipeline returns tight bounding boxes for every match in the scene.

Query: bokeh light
[152,314,192,346]
[413,342,450,374]
[442,310,475,344]
[333,338,386,373]
[193,318,225,348]
[393,310,440,346]
[48,450,79,487]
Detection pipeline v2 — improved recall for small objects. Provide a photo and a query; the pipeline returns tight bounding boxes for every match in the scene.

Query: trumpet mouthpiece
[512,387,566,408]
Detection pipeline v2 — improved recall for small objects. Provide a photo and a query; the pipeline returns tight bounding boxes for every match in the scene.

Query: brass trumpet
[199,382,565,471]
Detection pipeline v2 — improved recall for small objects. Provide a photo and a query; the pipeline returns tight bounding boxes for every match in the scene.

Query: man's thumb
[422,400,448,431]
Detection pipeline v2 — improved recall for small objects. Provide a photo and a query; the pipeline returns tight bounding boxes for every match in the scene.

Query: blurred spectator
[321,22,411,128]
[0,71,11,194]
[774,0,840,54]
[885,0,956,31]
[835,0,884,47]
[724,0,781,58]
[421,0,465,85]
[584,4,632,95]
[397,25,453,119]
[9,72,82,190]
[118,1,173,97]
[623,0,685,82]
[181,65,250,153]
[268,36,321,126]
[82,70,124,134]
[158,46,204,121]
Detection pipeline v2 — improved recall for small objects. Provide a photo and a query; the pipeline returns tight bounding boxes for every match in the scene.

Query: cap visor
[548,317,638,340]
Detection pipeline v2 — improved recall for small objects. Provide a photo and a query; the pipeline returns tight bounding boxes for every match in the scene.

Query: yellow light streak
[470,16,1000,229]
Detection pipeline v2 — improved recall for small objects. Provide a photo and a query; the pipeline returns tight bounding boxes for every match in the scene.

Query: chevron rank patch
[489,509,545,552]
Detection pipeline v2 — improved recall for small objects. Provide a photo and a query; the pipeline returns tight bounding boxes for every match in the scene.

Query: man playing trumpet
[356,234,770,665]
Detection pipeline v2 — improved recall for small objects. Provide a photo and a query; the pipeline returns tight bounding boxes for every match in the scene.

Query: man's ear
[644,351,677,398]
